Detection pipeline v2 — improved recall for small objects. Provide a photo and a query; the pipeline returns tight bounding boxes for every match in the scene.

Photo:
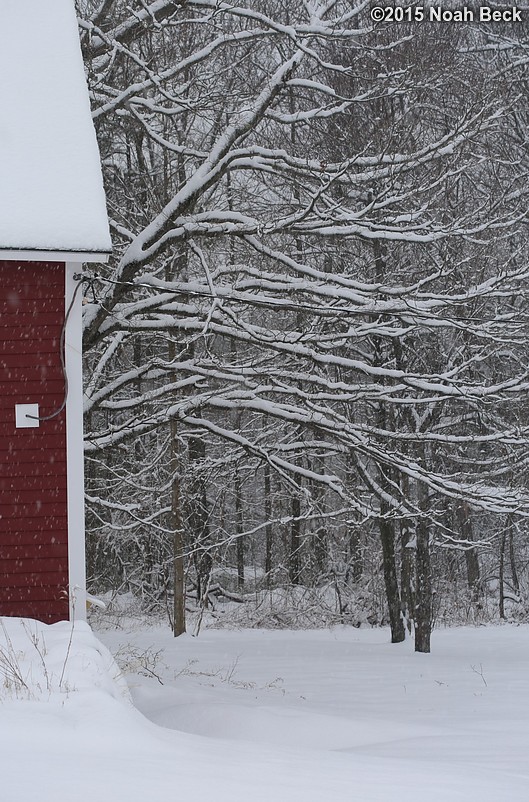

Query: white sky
[0,0,111,254]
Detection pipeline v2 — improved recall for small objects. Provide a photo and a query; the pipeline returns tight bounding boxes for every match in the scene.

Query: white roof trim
[0,249,110,264]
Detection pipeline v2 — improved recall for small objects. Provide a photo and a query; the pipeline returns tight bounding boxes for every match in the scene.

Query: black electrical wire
[28,276,84,423]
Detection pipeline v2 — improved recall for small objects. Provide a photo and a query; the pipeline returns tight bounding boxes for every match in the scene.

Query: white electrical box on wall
[15,403,40,428]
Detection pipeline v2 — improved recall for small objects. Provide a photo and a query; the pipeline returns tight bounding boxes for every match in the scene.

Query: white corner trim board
[65,263,87,620]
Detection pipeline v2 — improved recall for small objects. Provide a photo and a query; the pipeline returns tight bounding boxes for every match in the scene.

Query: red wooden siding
[0,262,69,623]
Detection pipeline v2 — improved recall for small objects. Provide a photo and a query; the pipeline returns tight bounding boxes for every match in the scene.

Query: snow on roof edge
[0,0,112,254]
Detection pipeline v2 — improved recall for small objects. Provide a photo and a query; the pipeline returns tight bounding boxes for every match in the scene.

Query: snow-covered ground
[1,618,529,800]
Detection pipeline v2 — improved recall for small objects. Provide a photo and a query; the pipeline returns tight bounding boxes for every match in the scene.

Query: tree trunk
[348,527,363,583]
[264,460,273,585]
[499,529,506,620]
[235,467,244,590]
[311,458,328,578]
[400,519,415,633]
[188,431,212,606]
[399,474,414,632]
[507,514,520,594]
[345,453,362,583]
[170,418,186,636]
[290,490,302,585]
[166,236,188,635]
[415,484,432,653]
[379,516,406,643]
[456,500,481,600]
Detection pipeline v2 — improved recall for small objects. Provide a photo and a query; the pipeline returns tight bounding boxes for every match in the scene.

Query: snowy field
[1,618,529,800]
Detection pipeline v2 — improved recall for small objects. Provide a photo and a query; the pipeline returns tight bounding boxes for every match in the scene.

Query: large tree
[79,2,529,648]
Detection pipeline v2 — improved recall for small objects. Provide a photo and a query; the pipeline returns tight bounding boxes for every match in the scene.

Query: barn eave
[0,248,111,264]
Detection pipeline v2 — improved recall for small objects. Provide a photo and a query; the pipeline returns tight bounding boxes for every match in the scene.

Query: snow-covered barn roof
[0,0,111,260]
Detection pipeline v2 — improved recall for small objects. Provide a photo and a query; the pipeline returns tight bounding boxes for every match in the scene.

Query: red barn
[0,1,111,623]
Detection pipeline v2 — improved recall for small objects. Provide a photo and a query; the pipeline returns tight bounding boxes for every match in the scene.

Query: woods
[77,1,529,650]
